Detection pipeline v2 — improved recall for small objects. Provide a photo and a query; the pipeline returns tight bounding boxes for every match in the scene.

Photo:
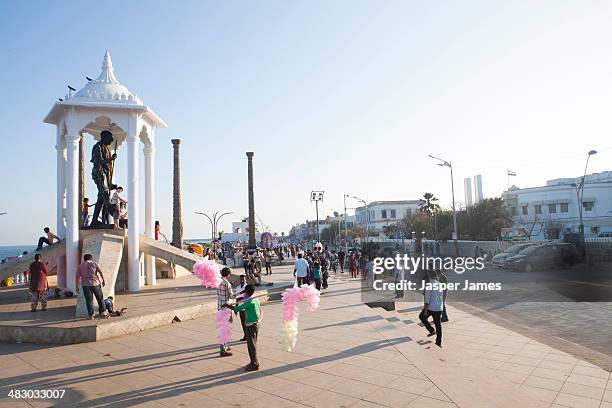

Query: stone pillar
[65,133,80,292]
[172,139,183,249]
[246,152,256,250]
[127,118,140,291]
[144,141,156,285]
[55,126,67,289]
[79,133,84,225]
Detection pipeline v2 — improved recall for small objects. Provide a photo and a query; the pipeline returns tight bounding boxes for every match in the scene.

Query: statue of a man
[90,130,117,225]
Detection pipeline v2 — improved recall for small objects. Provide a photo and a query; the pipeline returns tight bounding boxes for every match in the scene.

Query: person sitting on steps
[36,227,60,251]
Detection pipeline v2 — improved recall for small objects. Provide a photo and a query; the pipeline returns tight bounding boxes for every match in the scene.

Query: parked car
[504,243,579,272]
[491,242,539,267]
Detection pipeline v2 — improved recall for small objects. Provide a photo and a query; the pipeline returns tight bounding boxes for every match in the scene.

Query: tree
[459,198,512,240]
[543,221,563,239]
[419,193,440,238]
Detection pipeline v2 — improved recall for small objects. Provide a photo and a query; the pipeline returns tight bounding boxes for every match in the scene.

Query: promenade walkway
[0,265,610,407]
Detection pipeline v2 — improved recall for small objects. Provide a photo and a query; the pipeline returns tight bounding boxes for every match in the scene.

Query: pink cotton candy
[215,308,233,344]
[193,260,222,288]
[279,284,320,351]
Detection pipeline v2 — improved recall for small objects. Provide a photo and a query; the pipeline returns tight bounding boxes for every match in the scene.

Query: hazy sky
[1,0,611,245]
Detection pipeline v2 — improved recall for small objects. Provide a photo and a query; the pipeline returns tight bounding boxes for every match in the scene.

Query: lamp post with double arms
[195,211,233,243]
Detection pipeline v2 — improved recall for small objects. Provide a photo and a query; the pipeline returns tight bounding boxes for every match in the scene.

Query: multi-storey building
[354,200,422,236]
[502,171,612,239]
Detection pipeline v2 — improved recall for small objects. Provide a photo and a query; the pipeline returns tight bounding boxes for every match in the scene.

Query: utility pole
[578,150,597,237]
[344,194,349,254]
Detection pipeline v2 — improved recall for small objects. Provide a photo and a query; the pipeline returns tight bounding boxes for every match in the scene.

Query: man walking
[28,254,48,312]
[293,252,309,287]
[75,254,108,320]
[420,270,444,347]
[217,267,234,357]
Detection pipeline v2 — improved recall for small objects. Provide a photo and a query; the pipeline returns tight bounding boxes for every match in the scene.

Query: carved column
[246,152,256,250]
[172,139,183,249]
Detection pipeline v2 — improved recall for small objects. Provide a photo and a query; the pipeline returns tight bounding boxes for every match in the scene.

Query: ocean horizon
[0,245,37,261]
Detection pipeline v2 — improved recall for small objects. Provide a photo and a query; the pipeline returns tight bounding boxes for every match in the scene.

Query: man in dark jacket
[29,254,48,312]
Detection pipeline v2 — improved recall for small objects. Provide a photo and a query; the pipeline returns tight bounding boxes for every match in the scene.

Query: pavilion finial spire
[96,50,119,84]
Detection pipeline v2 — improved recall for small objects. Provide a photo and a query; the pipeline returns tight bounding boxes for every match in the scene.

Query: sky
[1,0,612,245]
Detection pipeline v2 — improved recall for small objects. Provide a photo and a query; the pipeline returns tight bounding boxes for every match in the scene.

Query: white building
[464,178,473,207]
[474,175,484,203]
[221,221,261,243]
[502,171,612,239]
[290,214,355,241]
[355,200,422,236]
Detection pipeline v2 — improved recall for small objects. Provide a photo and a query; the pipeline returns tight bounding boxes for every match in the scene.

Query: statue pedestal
[82,224,116,230]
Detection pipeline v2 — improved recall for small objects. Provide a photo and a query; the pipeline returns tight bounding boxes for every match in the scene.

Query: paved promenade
[0,265,610,407]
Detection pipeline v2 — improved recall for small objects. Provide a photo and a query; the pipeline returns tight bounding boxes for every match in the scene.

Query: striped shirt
[217,279,234,310]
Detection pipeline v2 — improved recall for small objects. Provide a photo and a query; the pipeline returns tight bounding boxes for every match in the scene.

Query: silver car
[491,242,539,267]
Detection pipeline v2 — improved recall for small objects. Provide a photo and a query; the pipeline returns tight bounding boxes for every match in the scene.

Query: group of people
[290,245,370,287]
[217,267,262,371]
[82,186,128,229]
[23,251,123,319]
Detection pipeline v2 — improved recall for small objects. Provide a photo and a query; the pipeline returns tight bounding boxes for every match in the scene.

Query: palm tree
[419,193,440,238]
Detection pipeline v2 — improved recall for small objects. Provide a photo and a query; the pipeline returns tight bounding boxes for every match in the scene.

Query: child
[312,261,322,291]
[104,296,127,317]
[82,198,94,227]
[111,186,127,228]
[234,274,248,341]
[224,284,261,371]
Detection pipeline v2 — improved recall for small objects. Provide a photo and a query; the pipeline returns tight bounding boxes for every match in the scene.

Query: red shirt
[29,261,48,292]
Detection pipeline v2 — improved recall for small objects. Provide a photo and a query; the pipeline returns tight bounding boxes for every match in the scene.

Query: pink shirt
[77,260,102,287]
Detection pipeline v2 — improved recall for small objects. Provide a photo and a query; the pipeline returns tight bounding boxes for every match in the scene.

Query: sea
[0,245,37,261]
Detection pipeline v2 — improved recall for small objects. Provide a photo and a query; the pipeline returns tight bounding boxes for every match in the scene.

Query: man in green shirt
[224,284,260,371]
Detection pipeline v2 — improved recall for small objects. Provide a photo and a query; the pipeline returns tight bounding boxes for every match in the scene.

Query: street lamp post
[428,155,458,254]
[344,194,349,254]
[347,195,368,250]
[310,191,324,244]
[578,150,597,237]
[195,211,233,243]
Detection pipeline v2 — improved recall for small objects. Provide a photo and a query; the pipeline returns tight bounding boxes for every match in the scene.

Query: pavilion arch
[43,52,166,295]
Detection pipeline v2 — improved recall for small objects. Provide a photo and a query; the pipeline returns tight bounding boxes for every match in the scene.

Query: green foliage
[385,197,512,241]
